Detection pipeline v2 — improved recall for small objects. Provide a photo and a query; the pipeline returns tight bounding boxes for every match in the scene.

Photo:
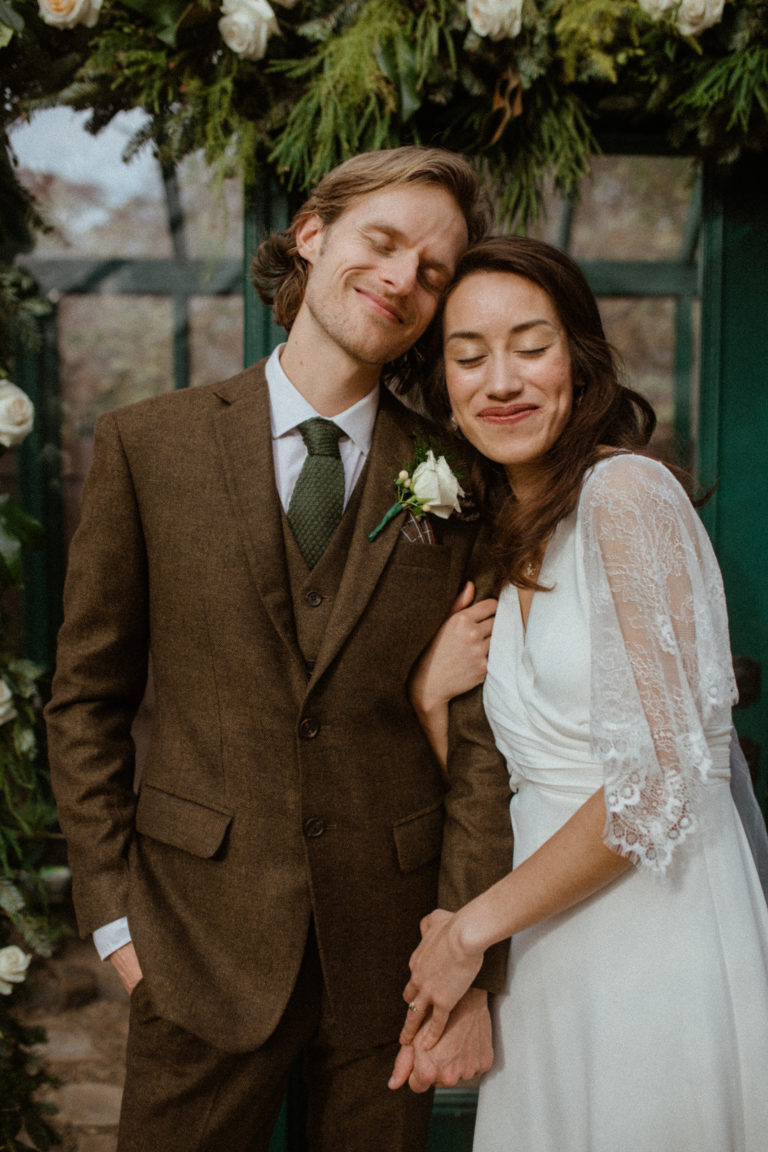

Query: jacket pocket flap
[135,784,233,858]
[393,801,444,873]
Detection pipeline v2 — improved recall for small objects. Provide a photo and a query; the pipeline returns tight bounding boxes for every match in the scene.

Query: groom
[45,146,514,1151]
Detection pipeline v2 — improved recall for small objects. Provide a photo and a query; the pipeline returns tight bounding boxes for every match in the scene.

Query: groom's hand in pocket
[109,940,143,996]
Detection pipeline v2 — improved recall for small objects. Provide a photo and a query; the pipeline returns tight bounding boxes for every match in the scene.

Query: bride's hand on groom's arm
[410,582,497,715]
[388,987,493,1093]
[409,582,497,764]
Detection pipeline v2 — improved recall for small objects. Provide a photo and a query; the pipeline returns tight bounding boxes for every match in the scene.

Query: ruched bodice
[484,523,732,800]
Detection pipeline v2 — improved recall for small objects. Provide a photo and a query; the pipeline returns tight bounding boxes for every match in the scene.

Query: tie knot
[298,418,343,458]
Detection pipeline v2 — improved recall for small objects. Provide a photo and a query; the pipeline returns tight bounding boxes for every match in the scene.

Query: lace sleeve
[581,455,737,872]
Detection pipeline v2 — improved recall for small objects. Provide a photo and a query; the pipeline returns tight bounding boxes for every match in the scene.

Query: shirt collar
[266,345,379,455]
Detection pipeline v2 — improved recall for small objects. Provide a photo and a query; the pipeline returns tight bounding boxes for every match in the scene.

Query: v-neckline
[516,528,556,640]
[517,586,535,638]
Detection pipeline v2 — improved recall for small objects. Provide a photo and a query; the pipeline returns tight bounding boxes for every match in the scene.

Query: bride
[398,237,768,1150]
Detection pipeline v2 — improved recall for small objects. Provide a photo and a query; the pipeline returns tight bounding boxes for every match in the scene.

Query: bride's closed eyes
[447,342,555,368]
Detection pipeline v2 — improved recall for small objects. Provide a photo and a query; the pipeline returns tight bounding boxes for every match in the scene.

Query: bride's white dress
[474,454,768,1152]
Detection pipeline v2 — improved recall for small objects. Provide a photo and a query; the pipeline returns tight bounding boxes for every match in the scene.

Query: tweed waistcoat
[281,475,366,670]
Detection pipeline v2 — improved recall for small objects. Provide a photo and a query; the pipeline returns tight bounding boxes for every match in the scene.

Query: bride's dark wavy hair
[419,235,658,589]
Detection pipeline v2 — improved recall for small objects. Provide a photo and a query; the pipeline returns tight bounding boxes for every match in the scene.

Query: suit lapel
[213,362,302,666]
[311,390,419,686]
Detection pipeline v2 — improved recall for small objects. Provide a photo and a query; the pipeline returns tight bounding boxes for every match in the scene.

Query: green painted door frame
[14,314,65,671]
[699,153,768,807]
[243,181,295,367]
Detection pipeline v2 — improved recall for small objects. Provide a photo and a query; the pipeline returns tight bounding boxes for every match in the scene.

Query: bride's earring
[449,413,458,432]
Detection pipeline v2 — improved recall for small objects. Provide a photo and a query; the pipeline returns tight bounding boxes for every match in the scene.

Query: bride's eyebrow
[445,319,555,342]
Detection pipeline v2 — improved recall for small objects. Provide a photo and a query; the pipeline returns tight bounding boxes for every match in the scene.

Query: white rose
[411,452,464,520]
[675,0,724,35]
[37,0,102,30]
[0,381,34,449]
[0,945,31,995]
[467,0,524,41]
[218,0,279,61]
[0,680,17,727]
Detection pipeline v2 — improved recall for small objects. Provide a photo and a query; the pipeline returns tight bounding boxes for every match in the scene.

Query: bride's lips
[355,287,405,324]
[478,404,538,424]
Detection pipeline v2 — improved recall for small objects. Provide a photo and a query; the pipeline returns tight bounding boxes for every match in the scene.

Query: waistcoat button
[299,717,320,739]
[304,818,325,838]
[305,590,323,607]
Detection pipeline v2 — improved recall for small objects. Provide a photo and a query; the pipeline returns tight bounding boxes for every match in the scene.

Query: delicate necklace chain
[525,538,550,581]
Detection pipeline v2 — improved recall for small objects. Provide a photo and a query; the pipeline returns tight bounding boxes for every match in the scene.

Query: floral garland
[0,0,766,248]
[24,0,731,62]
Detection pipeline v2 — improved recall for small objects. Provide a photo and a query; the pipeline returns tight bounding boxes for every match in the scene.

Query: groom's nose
[379,250,419,296]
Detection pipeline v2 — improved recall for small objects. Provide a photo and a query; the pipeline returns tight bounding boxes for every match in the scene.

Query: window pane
[13,109,169,258]
[570,155,698,261]
[189,295,245,388]
[599,296,677,453]
[58,295,174,542]
[175,154,243,260]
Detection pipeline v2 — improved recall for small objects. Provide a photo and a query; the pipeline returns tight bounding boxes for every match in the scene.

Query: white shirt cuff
[93,917,131,960]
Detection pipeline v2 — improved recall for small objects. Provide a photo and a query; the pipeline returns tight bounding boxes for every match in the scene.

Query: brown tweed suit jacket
[46,359,514,1052]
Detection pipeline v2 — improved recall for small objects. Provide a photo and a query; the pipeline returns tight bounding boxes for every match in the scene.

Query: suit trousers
[117,925,434,1152]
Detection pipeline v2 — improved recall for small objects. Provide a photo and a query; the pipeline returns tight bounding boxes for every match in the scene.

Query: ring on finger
[408,1000,424,1014]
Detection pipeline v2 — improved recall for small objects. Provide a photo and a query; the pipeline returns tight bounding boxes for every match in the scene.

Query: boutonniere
[369,440,466,542]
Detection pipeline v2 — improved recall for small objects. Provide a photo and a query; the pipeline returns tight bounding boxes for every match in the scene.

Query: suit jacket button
[304,818,325,838]
[305,590,323,607]
[299,717,320,739]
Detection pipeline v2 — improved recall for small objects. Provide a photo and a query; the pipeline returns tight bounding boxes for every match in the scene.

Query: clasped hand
[399,908,485,1051]
[409,582,497,714]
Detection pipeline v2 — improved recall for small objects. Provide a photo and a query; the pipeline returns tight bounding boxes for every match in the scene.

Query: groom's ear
[295,213,324,267]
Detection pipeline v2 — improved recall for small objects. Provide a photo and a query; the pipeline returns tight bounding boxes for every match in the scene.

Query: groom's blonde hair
[251,146,491,332]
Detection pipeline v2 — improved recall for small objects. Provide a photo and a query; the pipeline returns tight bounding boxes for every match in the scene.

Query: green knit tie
[288,418,345,568]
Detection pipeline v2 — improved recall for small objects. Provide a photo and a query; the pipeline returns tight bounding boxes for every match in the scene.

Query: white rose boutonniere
[0,945,31,995]
[218,0,279,61]
[0,381,34,450]
[37,0,102,30]
[0,680,17,727]
[410,452,464,519]
[369,443,465,541]
[467,0,524,41]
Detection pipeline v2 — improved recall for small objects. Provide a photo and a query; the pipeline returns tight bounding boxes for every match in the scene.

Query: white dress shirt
[93,347,379,960]
[266,344,378,510]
